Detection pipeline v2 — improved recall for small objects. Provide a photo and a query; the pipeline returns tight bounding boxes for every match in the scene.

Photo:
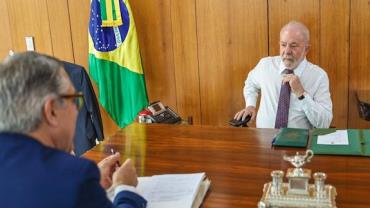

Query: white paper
[107,172,209,208]
[137,173,206,208]
[317,130,349,145]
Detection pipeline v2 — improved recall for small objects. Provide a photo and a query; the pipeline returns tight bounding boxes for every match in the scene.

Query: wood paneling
[0,0,12,60]
[348,0,370,128]
[320,0,350,128]
[197,0,268,126]
[268,0,320,64]
[68,0,90,69]
[130,0,177,110]
[6,0,53,55]
[46,0,74,62]
[171,0,201,124]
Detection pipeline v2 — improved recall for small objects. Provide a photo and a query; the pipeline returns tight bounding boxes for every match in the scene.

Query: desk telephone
[147,101,181,124]
[229,115,251,127]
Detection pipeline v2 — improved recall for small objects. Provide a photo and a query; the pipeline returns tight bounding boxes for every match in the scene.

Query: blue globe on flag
[89,0,130,52]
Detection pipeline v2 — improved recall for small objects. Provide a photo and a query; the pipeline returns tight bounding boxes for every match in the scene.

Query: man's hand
[98,152,121,189]
[282,74,305,97]
[234,106,256,121]
[112,159,138,187]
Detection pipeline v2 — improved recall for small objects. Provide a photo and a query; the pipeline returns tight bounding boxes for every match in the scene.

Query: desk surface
[84,123,370,208]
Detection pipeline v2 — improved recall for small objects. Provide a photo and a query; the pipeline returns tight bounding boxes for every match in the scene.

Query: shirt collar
[279,57,307,77]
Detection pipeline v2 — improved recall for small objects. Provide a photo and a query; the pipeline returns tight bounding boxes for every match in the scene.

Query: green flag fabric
[88,0,148,128]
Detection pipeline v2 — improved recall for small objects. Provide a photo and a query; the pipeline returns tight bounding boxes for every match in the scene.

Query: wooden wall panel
[268,0,320,64]
[171,0,201,124]
[47,0,74,62]
[348,0,370,128]
[130,0,177,110]
[68,0,90,69]
[196,0,268,126]
[320,0,350,128]
[0,0,12,60]
[6,0,53,55]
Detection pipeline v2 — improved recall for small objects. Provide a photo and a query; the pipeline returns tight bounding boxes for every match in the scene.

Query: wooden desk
[83,123,370,207]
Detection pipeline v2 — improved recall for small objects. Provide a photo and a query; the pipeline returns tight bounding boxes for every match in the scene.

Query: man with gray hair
[234,21,332,129]
[0,52,146,208]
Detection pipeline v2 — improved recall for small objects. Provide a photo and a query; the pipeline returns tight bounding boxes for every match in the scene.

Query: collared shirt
[243,56,333,129]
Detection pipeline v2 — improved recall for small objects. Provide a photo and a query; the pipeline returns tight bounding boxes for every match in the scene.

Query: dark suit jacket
[63,62,104,156]
[0,132,147,208]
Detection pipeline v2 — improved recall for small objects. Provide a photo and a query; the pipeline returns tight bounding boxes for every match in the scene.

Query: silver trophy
[258,150,337,208]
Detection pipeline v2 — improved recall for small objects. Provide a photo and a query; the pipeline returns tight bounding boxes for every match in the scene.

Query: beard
[281,51,306,69]
[282,57,297,69]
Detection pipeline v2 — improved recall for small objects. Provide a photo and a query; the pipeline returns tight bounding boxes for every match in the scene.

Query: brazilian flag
[88,0,148,128]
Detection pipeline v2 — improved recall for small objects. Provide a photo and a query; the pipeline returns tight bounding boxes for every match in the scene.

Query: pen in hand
[110,148,121,168]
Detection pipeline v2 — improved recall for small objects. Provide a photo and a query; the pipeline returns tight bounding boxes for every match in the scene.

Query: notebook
[272,128,309,147]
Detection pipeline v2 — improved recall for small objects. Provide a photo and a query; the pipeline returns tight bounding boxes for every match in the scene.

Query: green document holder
[310,129,370,156]
[272,128,309,147]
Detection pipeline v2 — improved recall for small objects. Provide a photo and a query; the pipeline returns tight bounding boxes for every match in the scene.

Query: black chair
[356,91,370,121]
[63,61,104,156]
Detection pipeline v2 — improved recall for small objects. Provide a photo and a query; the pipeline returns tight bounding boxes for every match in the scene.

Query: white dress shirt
[243,56,333,129]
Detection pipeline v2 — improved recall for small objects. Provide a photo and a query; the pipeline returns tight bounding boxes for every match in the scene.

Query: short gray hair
[280,21,310,44]
[0,52,68,133]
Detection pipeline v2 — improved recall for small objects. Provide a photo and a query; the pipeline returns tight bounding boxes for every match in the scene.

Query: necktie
[275,69,294,128]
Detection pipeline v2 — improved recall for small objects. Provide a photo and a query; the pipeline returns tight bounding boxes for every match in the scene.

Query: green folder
[310,129,370,156]
[272,128,309,147]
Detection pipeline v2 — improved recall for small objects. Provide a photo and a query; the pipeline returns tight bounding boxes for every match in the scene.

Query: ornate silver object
[258,150,337,208]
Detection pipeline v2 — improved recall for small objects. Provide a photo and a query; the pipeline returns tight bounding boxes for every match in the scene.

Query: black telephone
[147,101,181,124]
[229,115,251,127]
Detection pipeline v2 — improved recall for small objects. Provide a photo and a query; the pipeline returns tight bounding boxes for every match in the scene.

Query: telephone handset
[229,115,251,127]
[147,101,181,124]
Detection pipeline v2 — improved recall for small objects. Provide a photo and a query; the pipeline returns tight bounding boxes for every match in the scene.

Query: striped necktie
[275,69,294,128]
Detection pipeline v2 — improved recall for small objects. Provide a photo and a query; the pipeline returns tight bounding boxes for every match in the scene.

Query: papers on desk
[311,129,370,156]
[138,172,210,208]
[317,130,349,145]
[107,172,211,208]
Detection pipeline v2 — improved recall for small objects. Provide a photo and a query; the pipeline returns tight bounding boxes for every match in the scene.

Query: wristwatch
[298,92,305,100]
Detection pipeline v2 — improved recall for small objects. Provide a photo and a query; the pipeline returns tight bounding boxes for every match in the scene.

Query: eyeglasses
[59,92,84,110]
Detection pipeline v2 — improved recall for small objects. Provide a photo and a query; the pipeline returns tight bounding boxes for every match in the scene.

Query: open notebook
[107,172,211,208]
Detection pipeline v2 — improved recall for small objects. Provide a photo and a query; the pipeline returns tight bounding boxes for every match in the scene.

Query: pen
[110,148,121,168]
[271,136,277,148]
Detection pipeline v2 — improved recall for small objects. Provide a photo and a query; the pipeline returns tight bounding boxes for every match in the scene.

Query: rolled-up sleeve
[301,73,333,128]
[243,63,262,108]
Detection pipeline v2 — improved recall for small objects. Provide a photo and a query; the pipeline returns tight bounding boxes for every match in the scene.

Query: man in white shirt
[234,21,332,129]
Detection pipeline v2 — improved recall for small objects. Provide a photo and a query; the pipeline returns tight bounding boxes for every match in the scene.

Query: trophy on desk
[258,150,337,208]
